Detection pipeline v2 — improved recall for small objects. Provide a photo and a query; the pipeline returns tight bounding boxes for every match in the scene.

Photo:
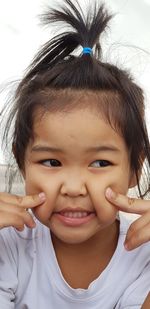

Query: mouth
[53,208,96,227]
[58,210,93,218]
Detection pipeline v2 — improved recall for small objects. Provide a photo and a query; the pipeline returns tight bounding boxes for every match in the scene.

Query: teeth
[62,211,89,218]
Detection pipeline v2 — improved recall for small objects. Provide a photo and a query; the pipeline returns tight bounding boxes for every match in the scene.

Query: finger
[20,209,36,228]
[0,201,36,229]
[105,188,150,214]
[124,221,150,250]
[128,211,150,234]
[124,211,150,249]
[0,211,26,230]
[0,192,46,209]
[0,208,36,230]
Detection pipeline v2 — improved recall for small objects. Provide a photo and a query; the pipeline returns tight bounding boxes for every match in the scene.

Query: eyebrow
[31,145,62,153]
[31,144,120,153]
[85,145,120,153]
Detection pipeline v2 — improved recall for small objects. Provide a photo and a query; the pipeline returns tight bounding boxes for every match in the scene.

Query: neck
[51,220,119,289]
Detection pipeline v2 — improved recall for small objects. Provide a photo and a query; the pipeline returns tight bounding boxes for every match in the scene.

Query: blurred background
[0,0,150,192]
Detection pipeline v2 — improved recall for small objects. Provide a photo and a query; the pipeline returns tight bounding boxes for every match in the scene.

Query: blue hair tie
[83,47,92,55]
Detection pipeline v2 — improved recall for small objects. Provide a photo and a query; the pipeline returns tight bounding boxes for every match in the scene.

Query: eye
[39,159,61,167]
[90,160,111,168]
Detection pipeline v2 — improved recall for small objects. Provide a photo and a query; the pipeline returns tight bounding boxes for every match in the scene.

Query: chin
[50,226,98,245]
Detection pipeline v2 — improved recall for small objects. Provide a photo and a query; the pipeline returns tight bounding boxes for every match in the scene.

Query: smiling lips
[53,208,96,226]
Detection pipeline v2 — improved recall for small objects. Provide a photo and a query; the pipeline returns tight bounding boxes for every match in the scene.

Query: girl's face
[25,107,135,244]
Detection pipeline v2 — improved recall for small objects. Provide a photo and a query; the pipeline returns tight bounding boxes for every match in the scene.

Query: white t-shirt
[0,213,149,309]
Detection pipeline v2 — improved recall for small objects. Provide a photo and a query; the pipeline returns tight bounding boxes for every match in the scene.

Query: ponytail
[23,0,113,87]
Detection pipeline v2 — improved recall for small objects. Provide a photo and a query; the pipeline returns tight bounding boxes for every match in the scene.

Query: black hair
[1,0,150,197]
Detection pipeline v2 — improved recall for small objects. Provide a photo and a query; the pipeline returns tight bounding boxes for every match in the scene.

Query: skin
[0,192,46,230]
[0,105,149,291]
[18,105,140,289]
[105,188,150,250]
[24,107,135,247]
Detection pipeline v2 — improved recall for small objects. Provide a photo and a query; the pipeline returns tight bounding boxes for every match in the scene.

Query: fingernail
[105,188,116,199]
[39,192,46,201]
[124,242,130,251]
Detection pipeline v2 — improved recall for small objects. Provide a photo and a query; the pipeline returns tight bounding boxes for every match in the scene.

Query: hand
[105,188,150,250]
[0,192,46,231]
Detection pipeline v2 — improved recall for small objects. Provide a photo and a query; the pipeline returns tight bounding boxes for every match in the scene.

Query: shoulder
[114,212,150,308]
[0,217,48,255]
[0,219,50,305]
[0,218,50,282]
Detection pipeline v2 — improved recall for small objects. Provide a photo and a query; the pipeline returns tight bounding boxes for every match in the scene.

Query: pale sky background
[0,0,150,163]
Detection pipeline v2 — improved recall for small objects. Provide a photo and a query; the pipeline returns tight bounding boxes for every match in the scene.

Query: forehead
[31,88,125,143]
[32,106,127,154]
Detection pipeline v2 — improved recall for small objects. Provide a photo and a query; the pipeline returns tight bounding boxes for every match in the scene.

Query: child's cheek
[87,176,129,224]
[25,174,60,223]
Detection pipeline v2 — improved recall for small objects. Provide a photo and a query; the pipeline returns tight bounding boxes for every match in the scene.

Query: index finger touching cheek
[17,192,46,209]
[0,192,46,209]
[105,187,150,215]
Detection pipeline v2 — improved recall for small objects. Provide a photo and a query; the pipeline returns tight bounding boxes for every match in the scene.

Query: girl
[0,0,150,308]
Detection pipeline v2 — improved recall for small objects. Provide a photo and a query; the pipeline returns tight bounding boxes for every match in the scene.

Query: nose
[60,171,88,197]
